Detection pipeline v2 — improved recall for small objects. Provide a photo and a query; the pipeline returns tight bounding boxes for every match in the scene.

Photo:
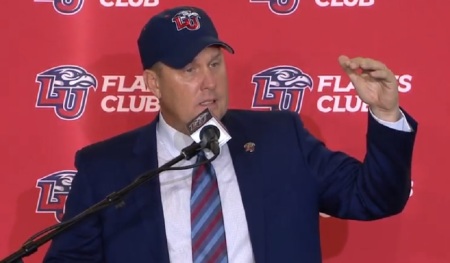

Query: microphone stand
[1,142,208,263]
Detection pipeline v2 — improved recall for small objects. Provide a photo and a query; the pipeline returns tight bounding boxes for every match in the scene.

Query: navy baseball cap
[137,6,234,70]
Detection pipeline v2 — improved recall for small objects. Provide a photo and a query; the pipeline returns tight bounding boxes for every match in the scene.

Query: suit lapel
[222,111,266,263]
[128,117,170,263]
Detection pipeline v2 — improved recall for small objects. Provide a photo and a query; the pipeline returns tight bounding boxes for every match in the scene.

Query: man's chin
[209,107,227,121]
[193,106,226,122]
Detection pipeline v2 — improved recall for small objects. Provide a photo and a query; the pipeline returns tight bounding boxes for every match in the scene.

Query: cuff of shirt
[369,108,412,132]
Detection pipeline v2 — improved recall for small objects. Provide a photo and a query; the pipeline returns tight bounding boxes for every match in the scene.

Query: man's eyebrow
[210,51,222,61]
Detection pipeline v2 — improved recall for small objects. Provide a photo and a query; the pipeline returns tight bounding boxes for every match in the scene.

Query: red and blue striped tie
[190,151,228,263]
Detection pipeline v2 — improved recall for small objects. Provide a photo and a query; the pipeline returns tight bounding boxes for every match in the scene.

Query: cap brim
[160,36,234,69]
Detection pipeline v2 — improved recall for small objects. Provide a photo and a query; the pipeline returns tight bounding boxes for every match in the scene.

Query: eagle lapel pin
[244,142,255,153]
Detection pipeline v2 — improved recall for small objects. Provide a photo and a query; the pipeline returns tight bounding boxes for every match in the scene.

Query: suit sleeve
[292,108,418,220]
[43,150,104,262]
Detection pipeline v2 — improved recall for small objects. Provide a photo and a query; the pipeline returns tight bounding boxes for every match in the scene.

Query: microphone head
[199,125,220,141]
[199,125,221,155]
[186,109,232,151]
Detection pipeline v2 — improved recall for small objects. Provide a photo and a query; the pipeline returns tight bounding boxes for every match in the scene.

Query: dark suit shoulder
[75,121,155,163]
[224,109,299,126]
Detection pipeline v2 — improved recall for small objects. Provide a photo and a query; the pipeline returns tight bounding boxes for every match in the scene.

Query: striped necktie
[190,151,228,263]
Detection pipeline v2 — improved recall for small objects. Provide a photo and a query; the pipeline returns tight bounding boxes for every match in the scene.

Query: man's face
[145,46,229,134]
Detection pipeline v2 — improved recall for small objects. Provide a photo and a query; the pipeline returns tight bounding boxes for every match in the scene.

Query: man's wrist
[370,107,402,122]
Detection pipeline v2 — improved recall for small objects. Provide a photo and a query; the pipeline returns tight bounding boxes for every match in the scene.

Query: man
[44,5,417,263]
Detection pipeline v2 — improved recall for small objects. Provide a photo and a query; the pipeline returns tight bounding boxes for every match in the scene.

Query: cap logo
[171,10,201,31]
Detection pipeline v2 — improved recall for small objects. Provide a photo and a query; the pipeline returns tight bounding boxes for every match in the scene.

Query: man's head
[137,6,234,134]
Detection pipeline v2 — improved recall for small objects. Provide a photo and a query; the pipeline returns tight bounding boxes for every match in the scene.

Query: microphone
[199,125,220,155]
[179,124,220,160]
[186,108,231,156]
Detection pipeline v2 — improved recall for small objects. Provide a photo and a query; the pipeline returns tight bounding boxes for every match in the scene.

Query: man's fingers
[369,69,389,79]
[361,59,387,71]
[340,56,388,71]
[338,55,359,73]
[339,56,394,85]
[338,55,350,68]
[353,57,387,71]
[369,69,397,86]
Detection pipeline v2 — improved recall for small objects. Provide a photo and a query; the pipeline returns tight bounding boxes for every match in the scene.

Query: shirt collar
[156,112,195,158]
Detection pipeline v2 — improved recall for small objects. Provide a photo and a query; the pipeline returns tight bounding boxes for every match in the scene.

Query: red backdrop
[1,0,449,262]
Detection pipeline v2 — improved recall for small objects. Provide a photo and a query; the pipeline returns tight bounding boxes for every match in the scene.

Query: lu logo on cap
[172,10,201,31]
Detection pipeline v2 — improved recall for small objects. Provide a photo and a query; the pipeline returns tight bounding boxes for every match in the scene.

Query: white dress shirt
[155,110,411,263]
[156,114,255,263]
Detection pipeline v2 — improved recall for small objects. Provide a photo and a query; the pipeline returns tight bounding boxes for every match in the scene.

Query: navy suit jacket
[44,109,417,263]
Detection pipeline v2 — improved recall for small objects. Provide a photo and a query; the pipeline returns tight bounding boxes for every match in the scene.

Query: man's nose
[201,68,216,90]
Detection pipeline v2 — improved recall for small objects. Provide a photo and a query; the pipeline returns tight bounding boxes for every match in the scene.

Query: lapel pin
[244,142,255,153]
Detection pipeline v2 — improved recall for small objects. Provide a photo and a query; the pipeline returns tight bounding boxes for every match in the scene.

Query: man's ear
[143,69,161,98]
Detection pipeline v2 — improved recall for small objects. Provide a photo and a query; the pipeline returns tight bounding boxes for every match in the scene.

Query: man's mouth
[199,100,216,106]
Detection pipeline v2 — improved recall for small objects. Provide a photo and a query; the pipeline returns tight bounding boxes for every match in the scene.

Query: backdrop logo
[35,170,76,222]
[251,65,313,113]
[35,65,97,120]
[34,0,84,15]
[250,0,300,15]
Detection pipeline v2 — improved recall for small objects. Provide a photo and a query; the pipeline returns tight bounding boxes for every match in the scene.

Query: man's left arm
[293,107,417,220]
[307,55,419,220]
